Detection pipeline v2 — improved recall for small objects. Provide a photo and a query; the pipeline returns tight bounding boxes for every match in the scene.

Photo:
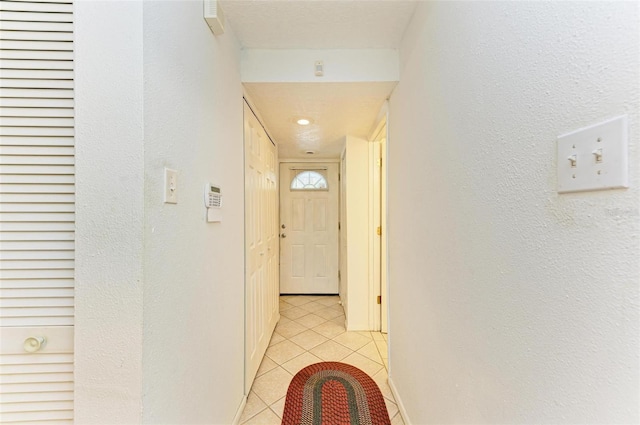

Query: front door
[279,163,339,294]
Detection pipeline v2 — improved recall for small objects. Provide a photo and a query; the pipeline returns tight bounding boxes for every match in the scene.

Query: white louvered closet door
[0,0,74,423]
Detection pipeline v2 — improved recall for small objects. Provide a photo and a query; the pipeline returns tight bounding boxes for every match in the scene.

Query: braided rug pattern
[281,362,391,425]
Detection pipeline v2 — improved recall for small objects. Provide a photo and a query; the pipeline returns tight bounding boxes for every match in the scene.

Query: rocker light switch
[557,115,628,193]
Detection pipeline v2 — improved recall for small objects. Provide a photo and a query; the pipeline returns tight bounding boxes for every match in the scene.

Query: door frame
[369,134,382,330]
[369,109,389,333]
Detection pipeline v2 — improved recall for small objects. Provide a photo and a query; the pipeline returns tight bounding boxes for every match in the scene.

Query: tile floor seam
[240,393,269,423]
[373,339,387,366]
[329,336,368,352]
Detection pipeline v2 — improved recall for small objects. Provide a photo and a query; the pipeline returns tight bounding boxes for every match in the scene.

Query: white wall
[75,1,246,423]
[75,2,144,422]
[343,136,371,330]
[388,2,639,424]
[142,2,245,423]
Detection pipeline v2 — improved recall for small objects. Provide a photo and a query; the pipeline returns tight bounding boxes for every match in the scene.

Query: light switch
[164,168,178,204]
[557,115,628,193]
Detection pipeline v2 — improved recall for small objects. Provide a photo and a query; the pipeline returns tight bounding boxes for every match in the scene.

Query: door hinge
[338,270,341,280]
[376,226,381,236]
[376,158,382,167]
[338,222,341,230]
[377,295,382,304]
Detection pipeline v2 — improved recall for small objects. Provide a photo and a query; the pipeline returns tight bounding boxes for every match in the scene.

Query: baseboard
[388,373,411,425]
[231,394,247,425]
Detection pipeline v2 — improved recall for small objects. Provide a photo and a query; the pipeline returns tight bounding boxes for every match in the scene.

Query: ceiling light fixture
[297,118,311,126]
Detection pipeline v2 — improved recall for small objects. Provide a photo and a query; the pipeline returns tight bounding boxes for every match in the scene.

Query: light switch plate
[557,115,628,193]
[164,168,178,204]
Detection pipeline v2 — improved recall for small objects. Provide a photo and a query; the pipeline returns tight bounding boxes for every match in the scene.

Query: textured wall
[388,2,639,424]
[74,2,145,422]
[75,1,245,423]
[142,1,245,423]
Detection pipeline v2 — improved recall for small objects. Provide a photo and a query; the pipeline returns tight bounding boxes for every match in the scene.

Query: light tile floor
[239,295,405,425]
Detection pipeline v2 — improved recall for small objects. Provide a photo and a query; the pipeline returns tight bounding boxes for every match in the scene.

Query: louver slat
[0,1,75,422]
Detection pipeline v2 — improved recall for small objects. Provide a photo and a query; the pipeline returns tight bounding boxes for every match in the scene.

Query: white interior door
[279,163,339,294]
[244,102,279,393]
[1,1,75,422]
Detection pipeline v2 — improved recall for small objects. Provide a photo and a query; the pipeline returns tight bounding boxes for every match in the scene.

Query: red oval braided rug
[281,362,391,425]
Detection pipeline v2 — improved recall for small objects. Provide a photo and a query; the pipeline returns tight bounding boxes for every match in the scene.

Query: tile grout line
[240,390,269,423]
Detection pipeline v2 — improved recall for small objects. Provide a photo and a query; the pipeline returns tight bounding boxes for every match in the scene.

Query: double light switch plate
[557,115,629,193]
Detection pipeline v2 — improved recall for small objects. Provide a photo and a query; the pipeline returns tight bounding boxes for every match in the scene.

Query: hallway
[239,296,402,424]
[1,1,637,423]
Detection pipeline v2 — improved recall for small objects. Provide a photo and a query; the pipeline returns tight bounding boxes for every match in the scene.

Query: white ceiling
[244,82,398,159]
[220,0,418,159]
[220,0,418,49]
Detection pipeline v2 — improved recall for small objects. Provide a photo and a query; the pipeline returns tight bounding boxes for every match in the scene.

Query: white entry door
[244,102,279,392]
[279,163,339,294]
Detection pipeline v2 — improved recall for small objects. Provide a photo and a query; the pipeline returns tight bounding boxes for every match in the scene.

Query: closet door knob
[24,336,46,353]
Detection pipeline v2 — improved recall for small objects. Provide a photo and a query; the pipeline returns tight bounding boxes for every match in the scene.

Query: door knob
[280,233,286,238]
[281,224,286,229]
[24,336,46,353]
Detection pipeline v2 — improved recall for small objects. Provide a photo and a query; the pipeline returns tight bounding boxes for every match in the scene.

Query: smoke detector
[204,0,225,35]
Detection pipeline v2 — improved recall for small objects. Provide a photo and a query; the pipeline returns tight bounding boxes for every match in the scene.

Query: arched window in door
[290,170,328,190]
